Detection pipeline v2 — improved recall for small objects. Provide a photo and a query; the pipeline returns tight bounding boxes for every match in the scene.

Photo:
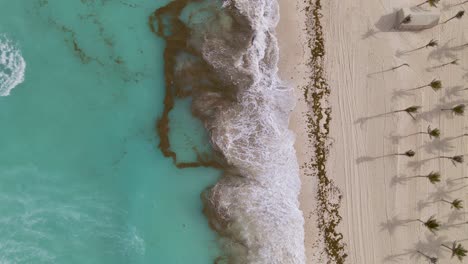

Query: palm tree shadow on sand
[442,85,464,101]
[362,11,400,39]
[355,112,390,127]
[428,184,468,201]
[356,154,396,164]
[385,235,450,262]
[419,137,456,155]
[427,39,461,62]
[392,89,415,101]
[413,235,449,258]
[416,200,434,212]
[406,158,433,171]
[441,0,468,11]
[445,210,468,224]
[391,175,411,186]
[380,215,411,235]
[463,67,468,80]
[383,235,449,263]
[418,100,468,122]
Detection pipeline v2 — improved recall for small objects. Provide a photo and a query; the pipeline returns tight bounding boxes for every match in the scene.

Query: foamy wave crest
[0,35,26,96]
[197,1,305,263]
[152,0,305,261]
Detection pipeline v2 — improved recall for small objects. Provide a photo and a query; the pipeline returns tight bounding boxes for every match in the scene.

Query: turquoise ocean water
[0,0,220,263]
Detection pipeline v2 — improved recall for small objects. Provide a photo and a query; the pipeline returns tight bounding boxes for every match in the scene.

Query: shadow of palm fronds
[413,235,450,258]
[442,85,464,101]
[380,215,411,235]
[427,39,460,62]
[428,185,468,201]
[419,137,456,155]
[407,158,433,171]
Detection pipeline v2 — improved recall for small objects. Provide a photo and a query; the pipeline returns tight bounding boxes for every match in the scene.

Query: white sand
[278,0,468,263]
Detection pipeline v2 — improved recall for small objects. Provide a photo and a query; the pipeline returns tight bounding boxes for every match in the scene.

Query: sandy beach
[278,0,468,263]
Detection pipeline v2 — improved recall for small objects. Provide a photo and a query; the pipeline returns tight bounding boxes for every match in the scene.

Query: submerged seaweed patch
[148,0,226,170]
[303,0,348,263]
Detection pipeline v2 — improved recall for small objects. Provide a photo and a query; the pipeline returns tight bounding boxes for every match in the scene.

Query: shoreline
[277,0,326,262]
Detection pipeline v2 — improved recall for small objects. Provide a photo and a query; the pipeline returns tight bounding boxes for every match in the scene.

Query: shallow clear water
[0,1,220,263]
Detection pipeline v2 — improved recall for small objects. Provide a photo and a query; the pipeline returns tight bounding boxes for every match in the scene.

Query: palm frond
[427,126,440,139]
[427,171,441,184]
[451,199,464,210]
[451,242,467,261]
[451,155,464,164]
[426,39,438,48]
[429,79,442,91]
[452,104,465,115]
[423,216,441,233]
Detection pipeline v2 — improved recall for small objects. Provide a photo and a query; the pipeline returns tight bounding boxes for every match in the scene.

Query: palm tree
[442,11,465,24]
[415,215,441,234]
[399,15,412,26]
[440,199,464,210]
[449,176,468,182]
[405,39,438,53]
[436,59,459,68]
[393,106,421,120]
[441,242,467,261]
[409,171,441,184]
[442,104,465,116]
[411,79,442,91]
[424,126,441,139]
[438,155,464,166]
[408,126,440,139]
[395,150,416,157]
[417,0,440,7]
[391,63,410,70]
[417,250,438,263]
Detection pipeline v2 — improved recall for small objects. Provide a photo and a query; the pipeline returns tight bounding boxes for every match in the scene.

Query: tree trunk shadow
[356,154,394,164]
[428,185,468,201]
[355,112,390,127]
[407,158,433,171]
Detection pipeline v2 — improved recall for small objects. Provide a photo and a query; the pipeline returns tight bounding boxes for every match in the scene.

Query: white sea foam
[0,35,26,97]
[194,0,306,263]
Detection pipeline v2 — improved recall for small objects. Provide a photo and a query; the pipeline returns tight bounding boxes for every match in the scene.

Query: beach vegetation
[405,39,438,53]
[417,0,440,7]
[436,59,459,68]
[409,171,441,184]
[411,79,442,91]
[394,150,416,157]
[438,155,464,166]
[400,15,412,26]
[415,216,441,234]
[442,242,468,261]
[442,104,465,116]
[425,126,441,139]
[440,199,463,210]
[442,11,465,24]
[393,106,421,120]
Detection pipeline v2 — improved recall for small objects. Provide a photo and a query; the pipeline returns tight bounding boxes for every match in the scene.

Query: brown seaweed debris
[303,0,348,262]
[148,0,226,170]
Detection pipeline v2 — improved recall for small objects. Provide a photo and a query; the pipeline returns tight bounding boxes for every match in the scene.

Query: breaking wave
[0,35,26,97]
[150,0,305,263]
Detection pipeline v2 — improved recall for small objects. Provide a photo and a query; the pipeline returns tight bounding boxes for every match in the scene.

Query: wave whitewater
[0,35,26,97]
[150,0,305,263]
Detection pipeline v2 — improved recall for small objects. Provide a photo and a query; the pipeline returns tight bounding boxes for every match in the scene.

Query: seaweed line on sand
[303,0,348,263]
